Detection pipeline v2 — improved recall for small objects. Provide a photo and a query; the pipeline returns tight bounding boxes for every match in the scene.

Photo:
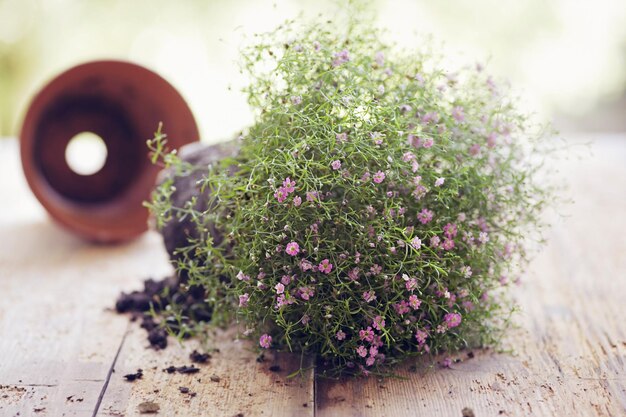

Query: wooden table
[0,136,625,417]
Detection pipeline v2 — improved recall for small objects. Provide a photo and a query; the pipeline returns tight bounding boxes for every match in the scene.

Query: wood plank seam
[91,325,130,417]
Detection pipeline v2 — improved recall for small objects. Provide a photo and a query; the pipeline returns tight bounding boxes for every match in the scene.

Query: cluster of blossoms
[148,18,555,375]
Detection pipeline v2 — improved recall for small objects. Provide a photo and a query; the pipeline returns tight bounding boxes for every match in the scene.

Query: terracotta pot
[20,60,199,243]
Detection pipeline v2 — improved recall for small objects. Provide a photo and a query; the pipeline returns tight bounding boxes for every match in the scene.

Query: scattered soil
[210,375,221,383]
[163,365,200,375]
[268,365,281,373]
[115,277,213,350]
[124,369,144,382]
[190,350,211,364]
[179,386,190,394]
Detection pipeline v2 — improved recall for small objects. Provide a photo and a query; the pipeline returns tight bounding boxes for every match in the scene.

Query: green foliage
[147,18,557,375]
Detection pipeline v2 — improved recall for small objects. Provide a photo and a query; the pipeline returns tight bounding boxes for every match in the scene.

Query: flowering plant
[148,18,556,376]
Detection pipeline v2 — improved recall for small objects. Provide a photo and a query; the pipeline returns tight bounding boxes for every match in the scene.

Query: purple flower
[332,49,350,67]
[434,177,445,187]
[410,237,422,250]
[336,330,346,340]
[291,95,302,105]
[423,137,434,148]
[285,241,300,256]
[293,195,302,206]
[331,160,342,170]
[238,293,249,307]
[259,334,272,349]
[274,283,285,294]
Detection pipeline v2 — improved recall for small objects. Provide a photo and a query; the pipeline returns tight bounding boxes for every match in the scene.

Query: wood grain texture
[1,136,625,416]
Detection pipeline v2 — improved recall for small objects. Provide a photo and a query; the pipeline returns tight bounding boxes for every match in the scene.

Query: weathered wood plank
[0,140,174,416]
[315,137,626,416]
[97,327,314,417]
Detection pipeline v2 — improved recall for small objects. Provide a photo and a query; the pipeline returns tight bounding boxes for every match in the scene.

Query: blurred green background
[1,0,626,143]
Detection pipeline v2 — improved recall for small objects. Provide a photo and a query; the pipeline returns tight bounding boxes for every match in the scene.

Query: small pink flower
[442,238,455,251]
[301,314,311,325]
[370,264,382,275]
[331,160,342,170]
[318,259,333,274]
[274,283,285,294]
[363,291,377,303]
[285,241,300,256]
[434,177,445,187]
[373,171,386,184]
[293,195,302,206]
[402,151,416,162]
[394,301,410,315]
[369,346,378,357]
[415,329,428,345]
[441,357,453,368]
[469,143,481,156]
[300,259,313,271]
[486,132,497,148]
[282,177,296,193]
[336,330,346,340]
[443,223,458,238]
[306,191,318,202]
[239,293,249,307]
[236,271,250,281]
[375,51,385,66]
[259,334,272,349]
[356,345,368,357]
[478,232,489,244]
[361,171,371,182]
[299,286,315,301]
[365,356,376,367]
[430,235,441,248]
[405,278,417,291]
[348,268,360,281]
[452,106,465,122]
[274,187,288,203]
[332,49,350,67]
[336,132,348,142]
[359,327,375,342]
[372,316,386,330]
[422,137,434,148]
[410,237,422,250]
[417,208,434,224]
[408,294,421,310]
[291,95,302,105]
[281,274,292,285]
[444,312,462,328]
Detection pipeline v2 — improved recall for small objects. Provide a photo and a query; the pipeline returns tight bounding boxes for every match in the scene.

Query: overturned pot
[20,61,199,243]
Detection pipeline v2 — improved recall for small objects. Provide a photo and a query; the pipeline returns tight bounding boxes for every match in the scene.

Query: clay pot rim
[19,60,199,243]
